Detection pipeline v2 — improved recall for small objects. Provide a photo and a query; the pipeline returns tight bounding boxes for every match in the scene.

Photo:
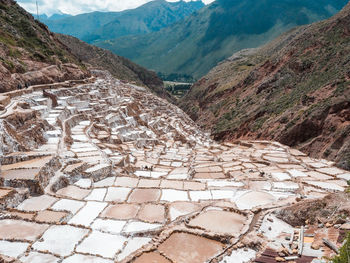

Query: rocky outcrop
[277,193,350,226]
[180,1,350,170]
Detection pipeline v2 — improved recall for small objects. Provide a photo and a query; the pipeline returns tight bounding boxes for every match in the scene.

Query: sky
[17,0,215,16]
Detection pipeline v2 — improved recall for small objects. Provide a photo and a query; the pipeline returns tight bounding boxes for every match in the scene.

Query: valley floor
[0,72,349,263]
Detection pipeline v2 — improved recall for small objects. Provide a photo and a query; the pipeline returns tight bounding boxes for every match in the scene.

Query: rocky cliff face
[0,0,90,93]
[180,2,350,170]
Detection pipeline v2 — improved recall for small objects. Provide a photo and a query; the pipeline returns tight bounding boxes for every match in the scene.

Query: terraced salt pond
[0,71,349,262]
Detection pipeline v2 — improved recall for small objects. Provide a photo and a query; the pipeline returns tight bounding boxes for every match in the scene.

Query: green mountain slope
[43,0,204,43]
[96,0,348,79]
[56,34,172,101]
[179,1,350,169]
[43,12,123,41]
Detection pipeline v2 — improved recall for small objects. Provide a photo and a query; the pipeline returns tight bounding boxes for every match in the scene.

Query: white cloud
[17,0,215,16]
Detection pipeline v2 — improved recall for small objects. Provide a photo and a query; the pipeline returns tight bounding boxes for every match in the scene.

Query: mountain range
[33,12,72,21]
[2,0,349,170]
[96,0,348,79]
[42,0,204,43]
[179,1,350,170]
[0,0,164,95]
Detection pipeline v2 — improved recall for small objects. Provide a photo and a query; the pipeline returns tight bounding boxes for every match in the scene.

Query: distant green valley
[39,0,348,81]
[42,0,204,43]
[95,0,348,80]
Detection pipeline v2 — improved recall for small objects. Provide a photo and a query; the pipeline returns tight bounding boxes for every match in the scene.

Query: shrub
[332,232,350,263]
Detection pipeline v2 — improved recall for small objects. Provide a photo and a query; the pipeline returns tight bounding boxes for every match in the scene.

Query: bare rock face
[17,64,88,88]
[240,232,263,249]
[179,2,350,170]
[276,193,350,227]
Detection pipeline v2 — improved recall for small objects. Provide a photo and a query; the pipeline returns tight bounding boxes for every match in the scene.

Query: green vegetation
[332,232,350,263]
[209,100,229,118]
[158,72,195,83]
[8,48,21,58]
[334,81,350,96]
[95,0,347,79]
[0,33,16,46]
[252,117,269,132]
[0,3,7,10]
[2,58,15,72]
[42,0,204,43]
[164,82,192,98]
[0,3,75,65]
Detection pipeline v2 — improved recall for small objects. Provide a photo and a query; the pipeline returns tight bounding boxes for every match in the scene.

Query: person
[17,84,22,90]
[25,83,29,89]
